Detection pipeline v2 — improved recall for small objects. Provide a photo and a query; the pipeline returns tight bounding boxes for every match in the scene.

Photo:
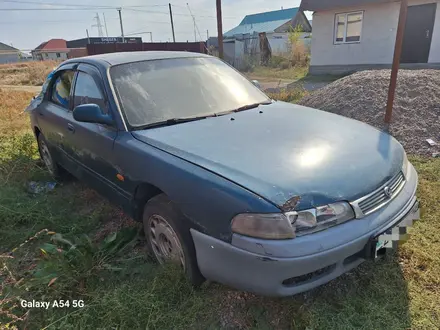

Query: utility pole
[86,29,90,44]
[207,29,209,40]
[103,12,109,37]
[385,0,408,124]
[169,3,176,42]
[92,13,104,37]
[117,8,125,42]
[216,0,224,59]
[193,20,197,41]
[186,3,198,42]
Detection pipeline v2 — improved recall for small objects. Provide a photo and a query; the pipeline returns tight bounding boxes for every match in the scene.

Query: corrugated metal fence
[86,42,207,55]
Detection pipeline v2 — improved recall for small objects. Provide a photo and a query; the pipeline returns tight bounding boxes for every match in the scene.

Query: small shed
[224,7,312,54]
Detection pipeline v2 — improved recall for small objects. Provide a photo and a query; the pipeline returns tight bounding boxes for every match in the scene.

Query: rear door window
[50,70,74,109]
[73,71,107,113]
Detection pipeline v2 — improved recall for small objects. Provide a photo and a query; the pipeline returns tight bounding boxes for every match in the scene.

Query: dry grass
[0,61,57,86]
[0,88,34,136]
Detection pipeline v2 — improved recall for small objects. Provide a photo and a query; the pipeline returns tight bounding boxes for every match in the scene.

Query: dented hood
[132,102,405,211]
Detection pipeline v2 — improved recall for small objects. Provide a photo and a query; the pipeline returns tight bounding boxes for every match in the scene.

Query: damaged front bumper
[191,163,419,297]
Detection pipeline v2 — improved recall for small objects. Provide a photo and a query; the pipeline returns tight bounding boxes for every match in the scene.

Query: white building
[32,39,69,61]
[301,0,440,74]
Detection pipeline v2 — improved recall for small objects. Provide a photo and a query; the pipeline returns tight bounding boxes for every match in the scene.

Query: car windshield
[110,57,270,128]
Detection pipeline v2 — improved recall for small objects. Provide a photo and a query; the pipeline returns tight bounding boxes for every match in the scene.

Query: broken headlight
[286,202,355,236]
[231,202,355,239]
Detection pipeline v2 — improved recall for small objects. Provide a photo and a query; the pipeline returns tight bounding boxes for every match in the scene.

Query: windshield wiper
[133,115,212,130]
[132,101,272,131]
[232,101,272,113]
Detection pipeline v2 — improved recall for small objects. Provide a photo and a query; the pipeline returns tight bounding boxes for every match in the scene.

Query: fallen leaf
[48,277,58,287]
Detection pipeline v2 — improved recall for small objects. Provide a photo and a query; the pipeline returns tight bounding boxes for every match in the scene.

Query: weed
[267,87,308,103]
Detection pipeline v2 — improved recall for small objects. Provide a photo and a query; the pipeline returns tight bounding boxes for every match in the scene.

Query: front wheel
[143,194,205,286]
[37,134,62,179]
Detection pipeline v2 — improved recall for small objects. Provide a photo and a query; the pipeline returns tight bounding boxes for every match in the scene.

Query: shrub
[288,26,310,68]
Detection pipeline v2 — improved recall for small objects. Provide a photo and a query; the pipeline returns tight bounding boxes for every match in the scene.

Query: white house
[32,39,69,61]
[300,0,440,74]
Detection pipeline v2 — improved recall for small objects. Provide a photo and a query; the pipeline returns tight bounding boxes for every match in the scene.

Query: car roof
[63,51,211,68]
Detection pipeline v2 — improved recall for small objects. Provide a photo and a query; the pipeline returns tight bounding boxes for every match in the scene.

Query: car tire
[37,133,63,179]
[143,193,205,287]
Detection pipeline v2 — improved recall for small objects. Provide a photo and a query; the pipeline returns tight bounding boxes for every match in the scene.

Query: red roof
[34,39,68,51]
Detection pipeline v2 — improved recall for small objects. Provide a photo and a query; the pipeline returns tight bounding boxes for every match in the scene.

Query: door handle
[38,111,44,117]
[67,123,75,133]
[426,30,430,38]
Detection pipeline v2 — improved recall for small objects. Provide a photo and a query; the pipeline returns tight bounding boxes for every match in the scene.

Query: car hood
[132,102,404,211]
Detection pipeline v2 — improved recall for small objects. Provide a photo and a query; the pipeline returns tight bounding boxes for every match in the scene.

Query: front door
[401,3,437,63]
[64,64,131,208]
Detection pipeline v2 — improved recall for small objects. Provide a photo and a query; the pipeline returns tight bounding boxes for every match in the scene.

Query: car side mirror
[251,80,261,89]
[73,104,113,126]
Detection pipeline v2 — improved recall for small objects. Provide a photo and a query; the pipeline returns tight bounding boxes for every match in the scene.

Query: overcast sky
[0,0,307,50]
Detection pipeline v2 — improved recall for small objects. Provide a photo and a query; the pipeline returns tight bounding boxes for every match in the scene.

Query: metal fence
[86,42,207,56]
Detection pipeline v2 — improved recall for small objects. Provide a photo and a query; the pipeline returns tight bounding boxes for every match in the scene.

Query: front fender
[114,132,280,242]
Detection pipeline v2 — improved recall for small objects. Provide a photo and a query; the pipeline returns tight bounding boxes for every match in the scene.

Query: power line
[0,7,118,11]
[0,0,114,8]
[0,0,167,8]
[0,17,119,24]
[186,3,203,42]
[123,7,237,19]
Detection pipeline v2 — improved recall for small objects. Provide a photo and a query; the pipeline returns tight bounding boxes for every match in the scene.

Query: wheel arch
[132,182,164,221]
[34,126,41,138]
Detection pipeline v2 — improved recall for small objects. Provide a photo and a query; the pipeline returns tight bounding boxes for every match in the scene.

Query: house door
[401,3,437,63]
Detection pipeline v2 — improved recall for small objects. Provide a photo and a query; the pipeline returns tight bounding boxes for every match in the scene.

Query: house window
[56,53,61,58]
[335,11,363,43]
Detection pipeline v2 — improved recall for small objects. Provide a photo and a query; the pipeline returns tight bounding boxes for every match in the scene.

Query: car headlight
[231,213,295,239]
[231,202,355,239]
[286,202,355,236]
[402,151,409,177]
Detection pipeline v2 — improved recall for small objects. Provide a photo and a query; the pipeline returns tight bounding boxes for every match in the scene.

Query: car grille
[356,171,405,215]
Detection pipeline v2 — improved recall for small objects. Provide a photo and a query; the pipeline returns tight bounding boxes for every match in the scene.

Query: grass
[0,61,57,86]
[245,65,309,82]
[267,88,309,104]
[1,88,439,329]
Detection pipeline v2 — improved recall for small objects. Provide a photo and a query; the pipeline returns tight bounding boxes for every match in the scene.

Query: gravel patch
[299,69,440,156]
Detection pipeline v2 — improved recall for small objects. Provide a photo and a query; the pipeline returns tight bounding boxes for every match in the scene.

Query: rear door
[64,63,131,207]
[401,3,437,63]
[36,65,76,165]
